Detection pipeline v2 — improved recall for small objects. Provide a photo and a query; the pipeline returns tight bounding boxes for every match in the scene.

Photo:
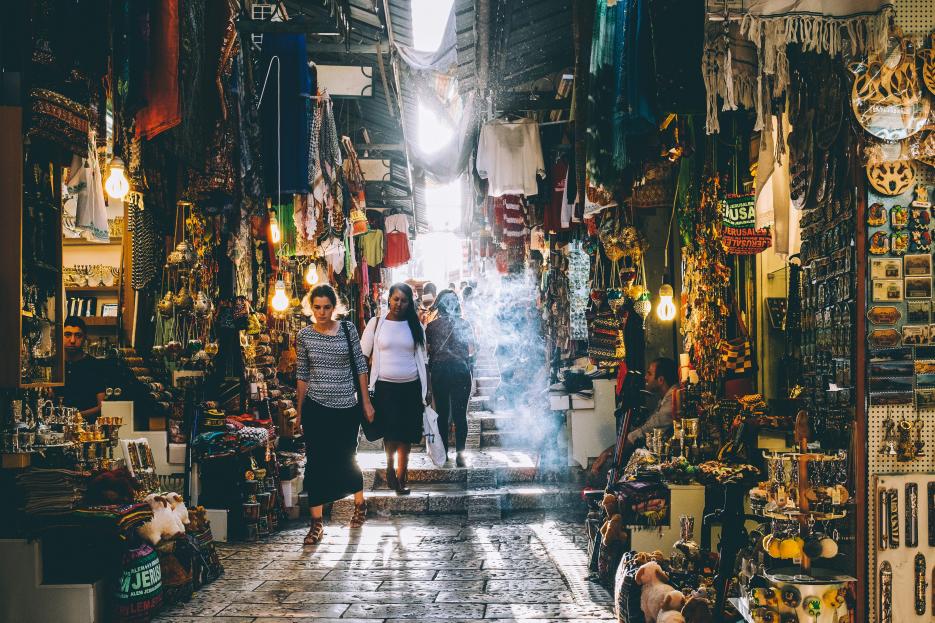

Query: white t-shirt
[476,118,545,197]
[374,319,419,382]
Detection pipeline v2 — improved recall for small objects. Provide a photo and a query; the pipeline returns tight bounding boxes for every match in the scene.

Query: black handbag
[342,321,382,441]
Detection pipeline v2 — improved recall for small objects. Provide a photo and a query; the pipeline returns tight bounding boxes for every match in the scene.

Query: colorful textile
[476,119,545,197]
[136,0,181,139]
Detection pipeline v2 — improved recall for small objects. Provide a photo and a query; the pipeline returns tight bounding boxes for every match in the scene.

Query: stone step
[472,411,520,431]
[469,396,492,412]
[331,483,583,519]
[358,450,539,488]
[481,430,533,449]
[467,493,502,521]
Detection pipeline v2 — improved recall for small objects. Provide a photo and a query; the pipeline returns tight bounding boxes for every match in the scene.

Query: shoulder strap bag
[342,321,383,441]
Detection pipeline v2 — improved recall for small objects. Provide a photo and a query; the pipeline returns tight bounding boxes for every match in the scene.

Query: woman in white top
[360,283,429,495]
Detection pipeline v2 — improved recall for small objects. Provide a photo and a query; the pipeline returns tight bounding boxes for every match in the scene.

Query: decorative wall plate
[867,306,902,325]
[868,328,902,348]
[850,37,930,141]
[867,160,916,196]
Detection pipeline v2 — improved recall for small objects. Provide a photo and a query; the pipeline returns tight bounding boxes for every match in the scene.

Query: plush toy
[600,514,626,544]
[681,595,713,623]
[636,561,680,623]
[657,610,686,623]
[164,492,191,526]
[602,492,619,516]
[137,494,186,545]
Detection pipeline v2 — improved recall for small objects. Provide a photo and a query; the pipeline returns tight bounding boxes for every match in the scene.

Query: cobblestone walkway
[155,511,615,622]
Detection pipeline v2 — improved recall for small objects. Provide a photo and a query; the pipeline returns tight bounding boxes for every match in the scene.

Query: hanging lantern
[656,281,677,322]
[634,292,652,326]
[104,157,130,200]
[271,279,290,312]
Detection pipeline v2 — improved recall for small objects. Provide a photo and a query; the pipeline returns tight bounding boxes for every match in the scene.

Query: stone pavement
[155,511,616,622]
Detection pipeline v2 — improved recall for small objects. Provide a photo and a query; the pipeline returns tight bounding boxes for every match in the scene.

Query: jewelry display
[888,488,900,549]
[915,552,927,615]
[879,487,889,550]
[929,482,935,547]
[880,561,893,623]
[906,482,918,547]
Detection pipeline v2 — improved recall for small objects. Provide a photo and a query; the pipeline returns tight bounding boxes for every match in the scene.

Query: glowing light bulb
[656,283,677,322]
[269,211,281,245]
[271,280,290,312]
[305,263,319,286]
[104,157,130,200]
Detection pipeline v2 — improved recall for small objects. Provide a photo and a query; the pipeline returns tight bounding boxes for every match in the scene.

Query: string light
[271,279,290,312]
[656,282,677,322]
[104,157,130,200]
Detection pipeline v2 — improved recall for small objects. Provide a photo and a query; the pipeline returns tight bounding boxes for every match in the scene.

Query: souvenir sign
[870,360,914,377]
[868,202,887,226]
[891,205,909,229]
[870,231,890,255]
[719,193,771,255]
[891,231,909,255]
[870,391,914,406]
[916,346,935,359]
[903,325,929,346]
[915,360,935,375]
[872,279,904,302]
[918,373,935,387]
[906,276,933,299]
[872,258,903,279]
[905,254,932,276]
[908,301,931,324]
[912,184,931,207]
[869,328,903,348]
[868,161,917,196]
[910,230,932,253]
[868,306,902,325]
[870,377,915,393]
[871,347,913,362]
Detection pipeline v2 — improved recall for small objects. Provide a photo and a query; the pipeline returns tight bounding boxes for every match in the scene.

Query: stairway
[327,346,585,521]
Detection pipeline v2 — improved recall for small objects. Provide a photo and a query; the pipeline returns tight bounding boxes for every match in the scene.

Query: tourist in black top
[55,316,106,423]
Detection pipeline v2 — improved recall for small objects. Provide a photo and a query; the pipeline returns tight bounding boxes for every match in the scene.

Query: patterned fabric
[296,322,368,408]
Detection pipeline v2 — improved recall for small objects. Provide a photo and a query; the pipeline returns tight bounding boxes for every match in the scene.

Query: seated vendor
[54,316,107,424]
[626,357,677,447]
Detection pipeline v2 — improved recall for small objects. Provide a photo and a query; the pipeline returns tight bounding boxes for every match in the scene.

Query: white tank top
[375,320,419,382]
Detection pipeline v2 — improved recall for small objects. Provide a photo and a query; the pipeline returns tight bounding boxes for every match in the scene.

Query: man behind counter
[54,316,106,424]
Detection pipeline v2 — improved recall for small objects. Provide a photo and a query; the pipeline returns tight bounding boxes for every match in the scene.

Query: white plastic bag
[423,406,447,467]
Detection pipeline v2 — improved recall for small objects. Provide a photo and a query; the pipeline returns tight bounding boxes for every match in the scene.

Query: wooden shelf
[81,316,118,327]
[66,286,119,293]
[63,237,123,246]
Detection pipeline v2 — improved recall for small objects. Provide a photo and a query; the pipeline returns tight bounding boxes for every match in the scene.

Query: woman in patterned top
[296,284,374,545]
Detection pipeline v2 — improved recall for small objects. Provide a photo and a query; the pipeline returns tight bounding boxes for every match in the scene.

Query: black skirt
[374,379,424,444]
[302,400,364,506]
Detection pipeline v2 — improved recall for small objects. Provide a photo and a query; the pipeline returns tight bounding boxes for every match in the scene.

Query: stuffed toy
[657,610,686,623]
[164,492,191,526]
[636,561,681,623]
[681,595,713,623]
[137,494,186,545]
[599,514,626,544]
[602,492,619,516]
[187,506,210,533]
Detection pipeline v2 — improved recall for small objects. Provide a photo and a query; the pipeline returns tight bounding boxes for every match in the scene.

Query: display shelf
[81,317,117,327]
[65,286,119,293]
[63,237,122,246]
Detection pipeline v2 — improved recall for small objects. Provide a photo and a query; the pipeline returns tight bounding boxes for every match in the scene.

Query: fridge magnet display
[869,328,903,348]
[915,360,935,375]
[868,201,887,226]
[905,253,932,276]
[915,345,935,359]
[870,231,890,254]
[891,230,909,255]
[918,388,935,408]
[917,374,935,387]
[909,229,932,253]
[902,324,927,345]
[911,184,931,208]
[870,360,914,377]
[908,300,930,323]
[872,258,903,279]
[868,305,902,325]
[891,204,909,229]
[905,276,933,299]
[872,279,904,302]
[910,206,931,228]
[870,391,914,406]
[870,347,913,362]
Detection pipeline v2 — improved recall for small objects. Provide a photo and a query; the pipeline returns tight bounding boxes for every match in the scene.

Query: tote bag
[423,406,447,467]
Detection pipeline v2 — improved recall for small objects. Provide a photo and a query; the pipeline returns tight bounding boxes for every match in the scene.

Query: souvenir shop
[0,2,417,621]
[513,2,935,623]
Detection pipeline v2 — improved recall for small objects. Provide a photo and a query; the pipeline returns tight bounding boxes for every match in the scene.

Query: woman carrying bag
[426,289,476,467]
[296,285,374,545]
[361,283,429,495]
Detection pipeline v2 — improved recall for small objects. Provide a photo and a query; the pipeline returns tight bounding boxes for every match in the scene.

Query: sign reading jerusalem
[720,193,771,255]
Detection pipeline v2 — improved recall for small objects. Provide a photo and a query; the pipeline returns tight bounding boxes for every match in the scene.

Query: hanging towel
[67,145,109,243]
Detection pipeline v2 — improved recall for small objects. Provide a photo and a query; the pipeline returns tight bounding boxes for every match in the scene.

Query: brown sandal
[350,502,367,528]
[304,517,324,545]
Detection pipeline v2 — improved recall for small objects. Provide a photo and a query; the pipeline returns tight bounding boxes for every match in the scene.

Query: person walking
[361,283,429,495]
[418,282,438,325]
[426,290,476,467]
[296,285,374,545]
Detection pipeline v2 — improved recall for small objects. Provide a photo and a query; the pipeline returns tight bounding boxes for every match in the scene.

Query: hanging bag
[422,405,447,467]
[342,321,383,441]
[719,294,754,397]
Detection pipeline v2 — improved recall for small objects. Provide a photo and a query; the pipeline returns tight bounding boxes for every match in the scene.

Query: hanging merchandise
[701,20,757,135]
[66,139,110,243]
[476,118,545,197]
[720,193,771,255]
[568,241,590,341]
[341,137,370,236]
[128,193,156,290]
[866,160,916,197]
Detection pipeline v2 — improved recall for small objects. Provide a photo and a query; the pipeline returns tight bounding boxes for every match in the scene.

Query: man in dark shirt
[55,316,106,423]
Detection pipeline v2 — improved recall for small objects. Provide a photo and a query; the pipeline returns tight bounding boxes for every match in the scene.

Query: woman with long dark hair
[426,290,476,467]
[296,284,374,544]
[361,282,428,495]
